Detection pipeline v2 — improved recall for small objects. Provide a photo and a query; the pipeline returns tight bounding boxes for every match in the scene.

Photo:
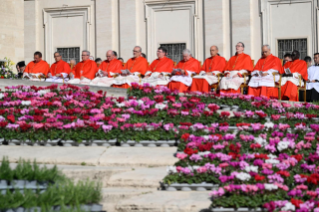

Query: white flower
[264,122,274,129]
[254,137,268,147]
[116,103,125,108]
[155,103,167,110]
[21,100,31,106]
[282,202,295,211]
[166,166,177,174]
[244,165,258,173]
[137,100,144,106]
[264,183,278,191]
[265,159,280,164]
[267,154,277,159]
[235,172,251,181]
[277,141,290,152]
[0,93,4,99]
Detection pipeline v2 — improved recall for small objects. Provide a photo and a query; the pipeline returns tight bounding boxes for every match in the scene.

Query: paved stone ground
[0,79,127,98]
[2,146,211,212]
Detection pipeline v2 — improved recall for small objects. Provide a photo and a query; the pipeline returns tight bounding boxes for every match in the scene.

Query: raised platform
[0,79,127,97]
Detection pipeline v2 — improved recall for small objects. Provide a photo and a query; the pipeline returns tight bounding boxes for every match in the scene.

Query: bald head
[210,46,219,57]
[106,50,115,61]
[262,45,271,58]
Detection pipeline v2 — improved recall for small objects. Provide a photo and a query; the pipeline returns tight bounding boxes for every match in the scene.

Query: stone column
[0,0,24,66]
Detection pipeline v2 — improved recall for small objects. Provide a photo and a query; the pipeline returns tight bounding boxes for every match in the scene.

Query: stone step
[1,146,178,167]
[101,188,211,212]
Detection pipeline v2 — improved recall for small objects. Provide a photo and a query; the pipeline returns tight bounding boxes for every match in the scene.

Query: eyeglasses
[262,51,268,54]
[81,55,89,57]
[133,50,140,53]
[54,55,61,58]
[236,45,243,47]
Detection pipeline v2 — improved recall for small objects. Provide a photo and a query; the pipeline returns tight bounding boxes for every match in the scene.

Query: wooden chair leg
[278,88,281,100]
[304,89,307,102]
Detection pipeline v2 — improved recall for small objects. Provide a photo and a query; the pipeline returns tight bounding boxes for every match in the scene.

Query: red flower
[255,111,267,119]
[219,122,229,127]
[307,173,319,185]
[198,143,213,151]
[291,154,303,162]
[0,121,8,128]
[220,111,230,118]
[117,97,125,103]
[184,148,198,156]
[204,111,214,116]
[0,109,6,115]
[295,122,306,127]
[166,95,176,103]
[33,115,44,122]
[276,170,290,177]
[236,123,250,127]
[254,175,265,181]
[89,123,100,131]
[306,114,317,119]
[291,198,303,208]
[181,133,190,142]
[228,152,241,160]
[189,97,201,103]
[154,95,164,103]
[7,115,15,123]
[250,143,262,149]
[208,104,219,112]
[254,154,269,160]
[211,134,223,141]
[19,123,32,132]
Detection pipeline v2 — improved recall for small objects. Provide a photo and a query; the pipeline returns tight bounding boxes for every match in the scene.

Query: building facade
[0,0,318,66]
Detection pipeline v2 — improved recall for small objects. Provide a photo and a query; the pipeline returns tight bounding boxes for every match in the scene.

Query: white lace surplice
[141,72,171,86]
[192,71,221,85]
[248,69,279,88]
[219,70,248,90]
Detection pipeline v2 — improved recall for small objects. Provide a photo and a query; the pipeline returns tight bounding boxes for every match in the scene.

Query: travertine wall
[0,0,24,66]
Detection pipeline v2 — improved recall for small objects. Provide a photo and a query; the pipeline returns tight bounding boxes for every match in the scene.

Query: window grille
[160,43,186,63]
[278,39,307,60]
[57,47,80,63]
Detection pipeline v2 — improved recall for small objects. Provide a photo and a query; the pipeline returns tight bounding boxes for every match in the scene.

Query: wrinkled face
[262,46,271,58]
[183,54,191,61]
[210,46,218,57]
[236,43,244,54]
[81,52,89,61]
[54,53,62,62]
[106,51,114,61]
[314,55,319,64]
[34,55,41,63]
[157,49,165,58]
[133,47,142,58]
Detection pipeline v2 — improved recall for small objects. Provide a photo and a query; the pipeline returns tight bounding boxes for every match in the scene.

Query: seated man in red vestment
[219,42,254,94]
[190,45,226,93]
[280,50,308,101]
[248,45,282,98]
[168,49,201,93]
[141,47,174,87]
[68,50,98,84]
[23,51,50,81]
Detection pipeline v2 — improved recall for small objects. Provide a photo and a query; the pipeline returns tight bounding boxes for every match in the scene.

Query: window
[160,43,186,63]
[57,47,80,63]
[278,39,307,60]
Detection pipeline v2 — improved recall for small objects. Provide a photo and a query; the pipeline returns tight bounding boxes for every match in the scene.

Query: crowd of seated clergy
[18,42,319,102]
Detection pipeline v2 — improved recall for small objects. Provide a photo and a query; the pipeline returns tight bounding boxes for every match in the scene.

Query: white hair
[182,49,191,56]
[82,50,90,56]
[134,46,142,52]
[263,44,271,50]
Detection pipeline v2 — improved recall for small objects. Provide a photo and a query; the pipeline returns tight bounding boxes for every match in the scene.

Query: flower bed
[3,83,319,210]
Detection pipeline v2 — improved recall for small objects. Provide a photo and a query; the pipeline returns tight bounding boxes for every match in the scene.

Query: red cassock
[49,60,71,77]
[113,56,149,89]
[189,55,226,93]
[99,59,123,75]
[72,60,98,80]
[24,60,50,76]
[247,54,282,98]
[148,56,174,74]
[168,57,201,93]
[220,53,254,94]
[280,59,308,101]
